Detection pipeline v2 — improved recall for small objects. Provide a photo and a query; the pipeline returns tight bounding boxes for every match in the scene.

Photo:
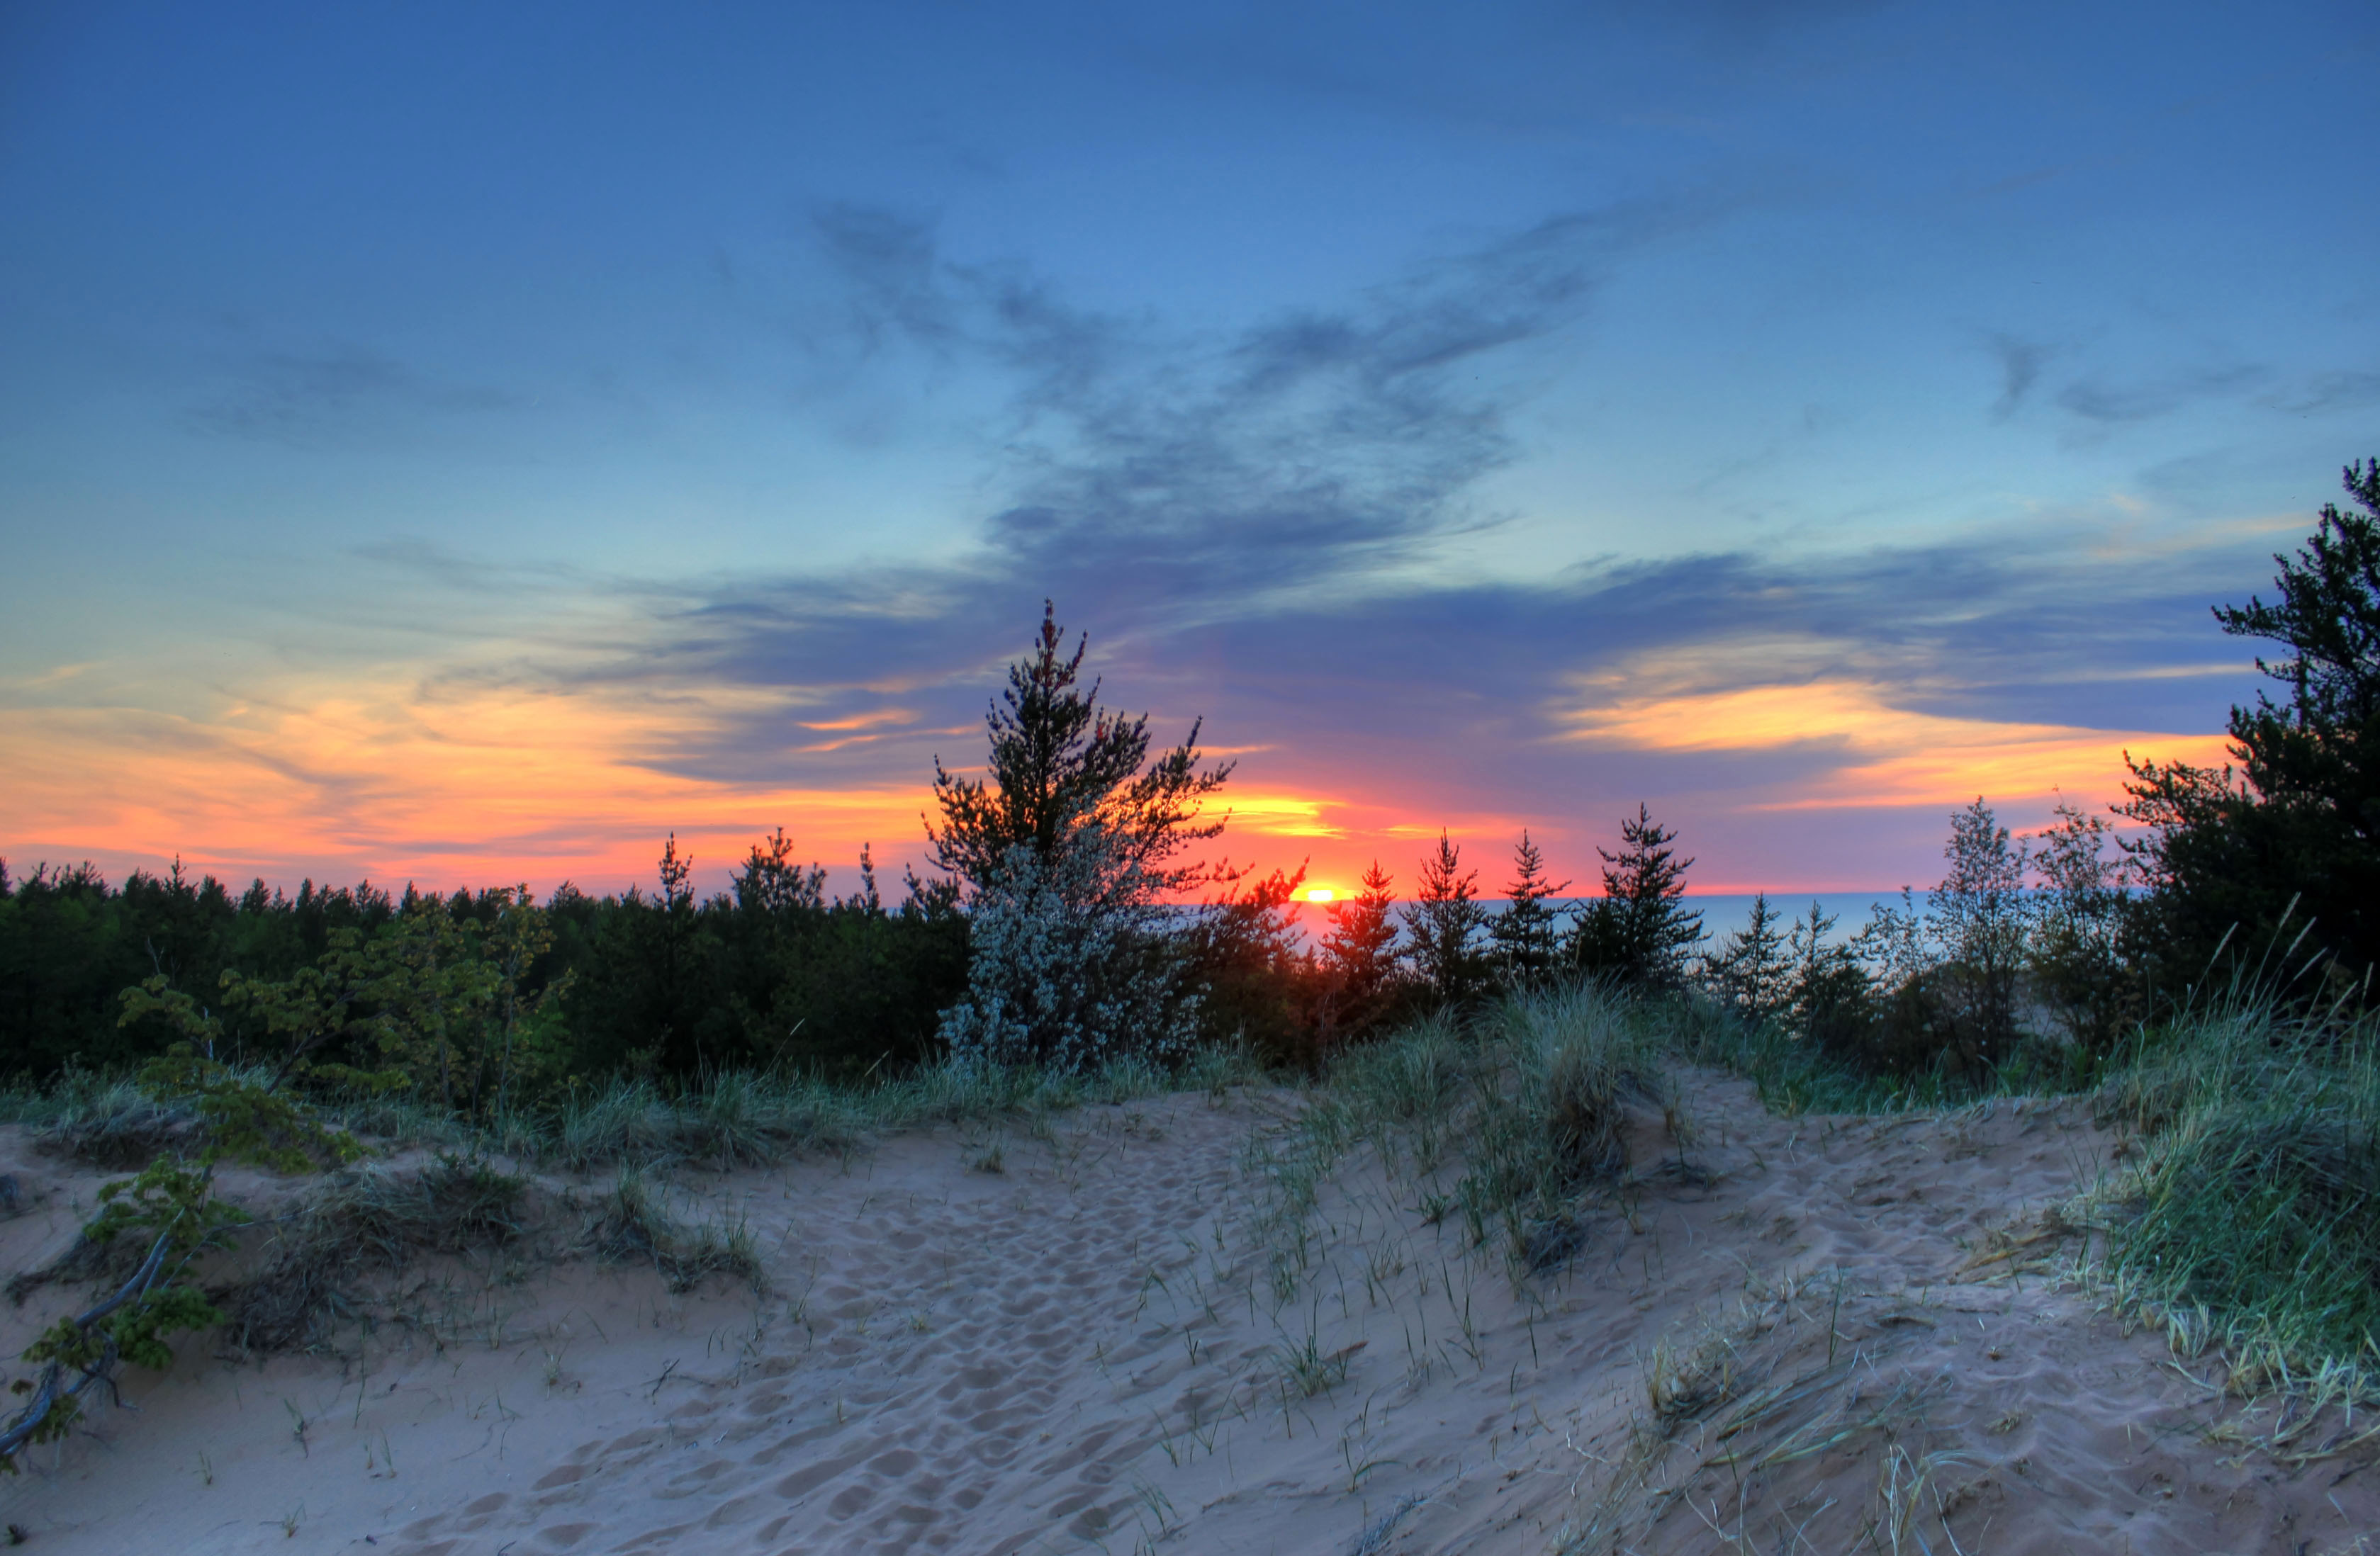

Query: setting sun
[1305,889,1335,903]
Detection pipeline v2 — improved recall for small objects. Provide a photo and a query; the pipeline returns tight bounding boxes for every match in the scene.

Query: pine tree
[2125,458,2380,979]
[928,602,1231,898]
[1571,805,1702,991]
[1401,833,1488,1006]
[1786,900,1867,1049]
[1707,891,1789,1020]
[1319,861,1401,1039]
[930,604,1228,1066]
[1488,830,1570,991]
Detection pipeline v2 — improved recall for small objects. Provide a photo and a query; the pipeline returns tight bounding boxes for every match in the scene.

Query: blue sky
[3,1,2374,898]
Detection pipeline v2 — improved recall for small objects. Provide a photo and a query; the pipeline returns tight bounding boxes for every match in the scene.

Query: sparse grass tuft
[585,1166,765,1295]
[223,1154,533,1351]
[30,1073,193,1168]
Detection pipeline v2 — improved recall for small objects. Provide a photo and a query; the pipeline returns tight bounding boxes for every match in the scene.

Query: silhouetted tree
[1318,862,1402,1043]
[1488,830,1570,990]
[1929,798,2032,1069]
[1785,900,1868,1049]
[1184,863,1313,1062]
[2124,458,2380,982]
[1402,833,1488,1006]
[1707,891,1790,1022]
[927,602,1231,898]
[1571,805,1702,991]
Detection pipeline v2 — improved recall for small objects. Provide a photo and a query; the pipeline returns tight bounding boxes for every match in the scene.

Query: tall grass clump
[588,1166,764,1294]
[1656,990,1975,1115]
[2094,995,2380,1382]
[1269,986,1679,1273]
[223,1154,533,1351]
[1456,983,1671,1258]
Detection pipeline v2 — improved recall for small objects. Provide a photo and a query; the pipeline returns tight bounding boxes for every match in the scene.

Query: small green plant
[0,1023,365,1470]
[587,1167,765,1294]
[0,1153,247,1465]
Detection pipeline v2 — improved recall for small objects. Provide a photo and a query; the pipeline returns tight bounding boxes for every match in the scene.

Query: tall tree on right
[1569,805,1703,992]
[2123,458,2380,983]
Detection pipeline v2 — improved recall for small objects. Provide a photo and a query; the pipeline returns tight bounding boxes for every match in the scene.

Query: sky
[2,0,2375,905]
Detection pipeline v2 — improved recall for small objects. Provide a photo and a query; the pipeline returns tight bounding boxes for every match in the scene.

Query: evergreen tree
[1571,805,1702,991]
[937,822,1202,1069]
[2124,458,2380,979]
[1401,833,1488,1006]
[1707,891,1790,1021]
[1785,900,1867,1048]
[930,604,1225,1066]
[927,602,1231,898]
[1487,830,1570,990]
[1319,862,1401,1040]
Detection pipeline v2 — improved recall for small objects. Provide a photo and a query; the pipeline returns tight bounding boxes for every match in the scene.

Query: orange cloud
[797,708,919,731]
[0,673,932,893]
[1220,792,1345,838]
[1556,668,2234,810]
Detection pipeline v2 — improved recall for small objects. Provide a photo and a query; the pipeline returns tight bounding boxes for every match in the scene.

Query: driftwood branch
[0,1220,179,1462]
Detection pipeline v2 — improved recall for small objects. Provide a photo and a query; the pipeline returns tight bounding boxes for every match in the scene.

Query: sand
[2,1073,2376,1555]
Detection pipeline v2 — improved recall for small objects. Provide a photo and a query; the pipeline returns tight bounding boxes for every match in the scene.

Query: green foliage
[1,1151,248,1470]
[2124,458,2380,984]
[1488,830,1570,991]
[1,844,967,1098]
[926,601,1232,898]
[1570,805,1704,992]
[138,1050,364,1171]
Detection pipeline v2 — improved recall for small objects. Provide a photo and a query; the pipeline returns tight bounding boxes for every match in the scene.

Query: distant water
[1402,892,1897,946]
[1679,893,1892,945]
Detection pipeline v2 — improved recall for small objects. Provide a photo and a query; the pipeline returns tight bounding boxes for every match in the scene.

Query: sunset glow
[2,4,2357,901]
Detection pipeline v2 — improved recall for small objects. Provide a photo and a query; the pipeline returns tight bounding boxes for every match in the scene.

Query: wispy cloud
[1985,330,2055,420]
[186,344,524,444]
[2268,369,2380,417]
[2057,361,2266,424]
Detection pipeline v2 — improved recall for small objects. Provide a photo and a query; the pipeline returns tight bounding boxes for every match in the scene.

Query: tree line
[3,458,2376,1098]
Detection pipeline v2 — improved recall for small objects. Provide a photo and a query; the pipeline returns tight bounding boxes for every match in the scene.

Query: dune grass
[1669,971,2380,1402]
[223,1153,534,1351]
[1244,984,1681,1284]
[585,1165,765,1295]
[15,1045,1264,1177]
[1276,978,2380,1404]
[2083,995,2380,1399]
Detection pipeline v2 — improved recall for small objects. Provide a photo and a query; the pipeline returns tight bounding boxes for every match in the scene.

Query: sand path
[2,1076,2376,1553]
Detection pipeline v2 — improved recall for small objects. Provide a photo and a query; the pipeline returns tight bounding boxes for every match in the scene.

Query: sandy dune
[2,1074,2375,1554]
